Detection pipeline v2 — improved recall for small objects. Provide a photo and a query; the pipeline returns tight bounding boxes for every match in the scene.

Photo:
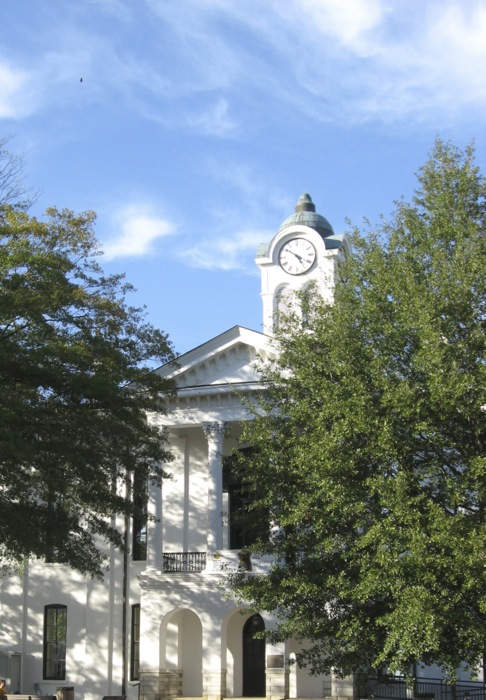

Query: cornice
[148,382,262,427]
[138,571,228,591]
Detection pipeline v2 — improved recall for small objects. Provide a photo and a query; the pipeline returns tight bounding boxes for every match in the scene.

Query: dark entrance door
[242,614,265,697]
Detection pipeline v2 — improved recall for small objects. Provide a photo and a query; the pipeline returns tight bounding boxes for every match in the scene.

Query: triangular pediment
[156,326,274,390]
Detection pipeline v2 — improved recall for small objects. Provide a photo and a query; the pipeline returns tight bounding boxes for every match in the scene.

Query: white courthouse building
[0,195,480,700]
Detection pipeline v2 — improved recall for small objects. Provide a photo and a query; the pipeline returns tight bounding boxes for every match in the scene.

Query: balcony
[161,550,273,574]
[162,552,207,572]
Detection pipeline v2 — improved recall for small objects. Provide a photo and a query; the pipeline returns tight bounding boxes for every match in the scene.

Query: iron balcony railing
[162,551,207,572]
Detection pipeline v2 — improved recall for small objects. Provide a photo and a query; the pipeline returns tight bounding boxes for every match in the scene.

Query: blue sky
[2,0,486,355]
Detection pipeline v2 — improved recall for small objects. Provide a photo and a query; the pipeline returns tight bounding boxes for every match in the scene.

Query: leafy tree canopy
[0,153,174,577]
[230,140,486,680]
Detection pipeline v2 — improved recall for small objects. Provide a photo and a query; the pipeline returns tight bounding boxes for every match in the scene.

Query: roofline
[165,380,262,399]
[154,325,274,378]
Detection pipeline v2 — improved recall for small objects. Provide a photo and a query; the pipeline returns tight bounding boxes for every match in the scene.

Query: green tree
[230,140,486,679]
[0,203,174,578]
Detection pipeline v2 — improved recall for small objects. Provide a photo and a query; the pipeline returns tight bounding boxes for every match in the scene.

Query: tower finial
[295,193,316,213]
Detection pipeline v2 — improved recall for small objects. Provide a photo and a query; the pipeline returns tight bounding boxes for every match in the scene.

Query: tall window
[130,604,141,680]
[223,449,268,550]
[43,604,67,680]
[45,495,68,564]
[132,471,147,561]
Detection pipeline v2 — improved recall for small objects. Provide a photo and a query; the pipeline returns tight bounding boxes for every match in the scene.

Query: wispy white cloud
[423,4,486,103]
[184,98,236,137]
[204,158,289,225]
[170,156,289,272]
[0,35,105,121]
[146,0,486,126]
[85,0,133,22]
[1,0,485,131]
[0,61,36,119]
[289,0,486,122]
[180,228,271,271]
[298,0,388,54]
[103,204,177,260]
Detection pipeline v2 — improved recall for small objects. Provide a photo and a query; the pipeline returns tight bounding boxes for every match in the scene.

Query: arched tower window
[274,285,294,330]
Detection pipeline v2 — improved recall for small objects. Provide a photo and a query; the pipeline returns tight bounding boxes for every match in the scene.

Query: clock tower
[256,193,347,335]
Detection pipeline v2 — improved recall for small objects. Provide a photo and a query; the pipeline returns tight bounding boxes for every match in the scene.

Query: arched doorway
[160,609,203,697]
[242,614,265,697]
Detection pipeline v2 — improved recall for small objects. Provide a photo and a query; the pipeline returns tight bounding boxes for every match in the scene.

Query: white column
[265,631,289,700]
[202,618,226,700]
[146,476,163,570]
[202,422,225,552]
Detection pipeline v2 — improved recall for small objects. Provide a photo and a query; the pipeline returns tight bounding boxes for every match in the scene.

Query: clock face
[279,238,316,275]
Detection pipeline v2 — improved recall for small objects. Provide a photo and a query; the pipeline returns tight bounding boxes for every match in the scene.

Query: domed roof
[278,193,334,239]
